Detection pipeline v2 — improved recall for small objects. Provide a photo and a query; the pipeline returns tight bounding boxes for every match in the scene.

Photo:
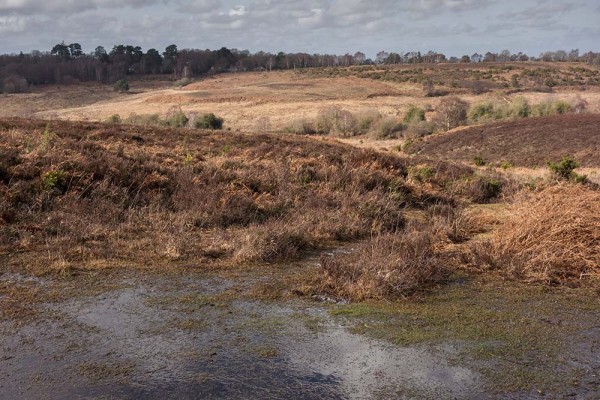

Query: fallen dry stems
[318,212,462,301]
[472,184,600,285]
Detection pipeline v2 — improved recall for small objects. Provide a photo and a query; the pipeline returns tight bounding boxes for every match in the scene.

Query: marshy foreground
[1,118,599,399]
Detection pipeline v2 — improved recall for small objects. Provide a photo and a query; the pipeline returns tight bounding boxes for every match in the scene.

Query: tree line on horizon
[1,42,599,93]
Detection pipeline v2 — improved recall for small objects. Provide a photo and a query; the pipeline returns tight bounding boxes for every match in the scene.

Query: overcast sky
[0,0,598,57]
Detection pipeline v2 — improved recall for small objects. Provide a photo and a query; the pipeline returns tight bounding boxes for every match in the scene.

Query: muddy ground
[1,251,599,400]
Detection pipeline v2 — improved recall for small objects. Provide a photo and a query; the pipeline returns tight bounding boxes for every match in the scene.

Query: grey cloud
[0,0,164,16]
[175,0,222,13]
[0,0,596,57]
[0,14,26,33]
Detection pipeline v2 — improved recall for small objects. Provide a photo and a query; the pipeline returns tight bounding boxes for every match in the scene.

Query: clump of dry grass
[234,219,311,264]
[318,212,460,300]
[472,184,600,285]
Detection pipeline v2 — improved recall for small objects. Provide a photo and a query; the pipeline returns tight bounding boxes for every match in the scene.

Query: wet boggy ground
[1,261,599,399]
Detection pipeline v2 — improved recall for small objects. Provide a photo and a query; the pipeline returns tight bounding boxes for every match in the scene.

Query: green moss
[330,278,599,393]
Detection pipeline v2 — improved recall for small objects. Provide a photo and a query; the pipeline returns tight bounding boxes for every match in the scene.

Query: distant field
[412,113,600,167]
[1,63,599,133]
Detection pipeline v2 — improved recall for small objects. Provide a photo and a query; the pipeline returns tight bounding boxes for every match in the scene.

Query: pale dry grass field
[3,69,600,133]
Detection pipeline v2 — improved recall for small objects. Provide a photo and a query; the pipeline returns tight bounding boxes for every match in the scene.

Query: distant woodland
[1,42,599,93]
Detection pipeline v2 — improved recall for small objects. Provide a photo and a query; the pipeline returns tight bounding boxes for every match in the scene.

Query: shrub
[409,165,433,182]
[436,97,469,131]
[2,75,29,94]
[403,121,435,139]
[572,96,588,114]
[422,81,448,97]
[315,106,358,136]
[531,102,554,117]
[318,220,452,300]
[125,113,161,126]
[167,111,189,128]
[356,110,382,133]
[370,117,404,139]
[548,156,583,182]
[195,113,224,130]
[114,79,129,93]
[467,175,503,203]
[234,220,311,264]
[284,119,316,135]
[357,115,375,131]
[106,114,121,124]
[509,97,530,118]
[472,185,600,285]
[469,103,494,122]
[403,105,426,124]
[553,100,572,115]
[473,156,486,166]
[174,77,192,87]
[402,139,415,154]
[42,169,66,191]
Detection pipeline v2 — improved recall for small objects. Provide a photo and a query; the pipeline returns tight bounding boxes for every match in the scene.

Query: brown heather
[0,118,442,276]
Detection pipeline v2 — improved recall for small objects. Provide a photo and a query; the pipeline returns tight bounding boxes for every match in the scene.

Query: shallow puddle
[0,273,483,399]
[1,267,599,399]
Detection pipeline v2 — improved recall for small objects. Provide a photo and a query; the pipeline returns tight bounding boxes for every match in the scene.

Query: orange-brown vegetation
[318,204,476,300]
[1,118,464,277]
[472,184,600,285]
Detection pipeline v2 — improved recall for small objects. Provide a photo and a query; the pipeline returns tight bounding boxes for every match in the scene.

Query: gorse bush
[510,97,530,118]
[403,105,426,124]
[106,114,121,124]
[114,79,129,92]
[553,100,572,114]
[469,98,580,123]
[548,156,586,182]
[167,111,189,128]
[195,113,224,130]
[468,175,502,203]
[473,156,486,166]
[42,169,66,191]
[469,103,494,122]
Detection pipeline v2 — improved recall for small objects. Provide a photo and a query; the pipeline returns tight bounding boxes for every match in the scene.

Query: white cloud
[229,5,246,16]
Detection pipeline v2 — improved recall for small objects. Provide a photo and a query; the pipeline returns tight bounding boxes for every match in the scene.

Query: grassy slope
[0,118,436,276]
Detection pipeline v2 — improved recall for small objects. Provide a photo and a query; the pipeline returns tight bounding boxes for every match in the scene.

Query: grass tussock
[472,184,600,285]
[318,207,470,300]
